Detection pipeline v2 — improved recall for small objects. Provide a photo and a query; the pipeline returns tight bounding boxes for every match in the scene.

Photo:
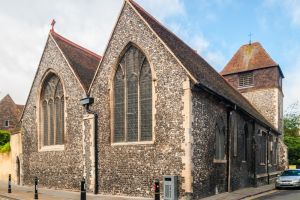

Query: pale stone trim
[109,44,156,144]
[36,69,67,151]
[39,145,64,152]
[82,114,96,192]
[20,34,52,122]
[237,85,254,89]
[111,141,154,146]
[88,1,127,92]
[49,34,87,93]
[256,171,281,179]
[126,0,198,84]
[181,78,193,193]
[83,114,96,192]
[213,159,227,164]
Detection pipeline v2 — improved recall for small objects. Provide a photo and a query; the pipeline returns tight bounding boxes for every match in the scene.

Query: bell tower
[221,42,284,133]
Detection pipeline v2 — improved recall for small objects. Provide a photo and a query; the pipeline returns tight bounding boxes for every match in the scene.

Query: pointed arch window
[113,45,152,143]
[215,119,225,160]
[40,74,64,146]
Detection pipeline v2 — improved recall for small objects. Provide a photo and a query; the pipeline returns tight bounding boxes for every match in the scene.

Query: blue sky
[0,0,299,112]
[139,0,300,111]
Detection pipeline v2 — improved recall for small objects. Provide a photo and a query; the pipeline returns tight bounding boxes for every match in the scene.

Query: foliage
[283,102,300,164]
[0,142,10,153]
[0,130,10,153]
[284,101,300,137]
[0,130,10,146]
[284,135,300,165]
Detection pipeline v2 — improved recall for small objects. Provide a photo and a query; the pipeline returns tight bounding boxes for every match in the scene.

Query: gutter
[192,83,281,136]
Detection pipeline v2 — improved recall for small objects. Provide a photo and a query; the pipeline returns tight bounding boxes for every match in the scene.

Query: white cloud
[193,35,210,54]
[0,0,123,104]
[136,0,185,21]
[263,0,300,26]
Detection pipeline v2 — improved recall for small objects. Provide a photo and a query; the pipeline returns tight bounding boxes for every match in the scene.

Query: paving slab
[0,181,275,200]
[202,184,275,200]
[0,181,152,200]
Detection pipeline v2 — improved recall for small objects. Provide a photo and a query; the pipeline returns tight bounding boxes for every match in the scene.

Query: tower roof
[221,42,279,76]
[50,31,102,91]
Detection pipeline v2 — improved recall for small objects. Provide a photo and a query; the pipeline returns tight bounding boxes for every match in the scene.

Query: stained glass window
[113,45,152,142]
[41,74,64,146]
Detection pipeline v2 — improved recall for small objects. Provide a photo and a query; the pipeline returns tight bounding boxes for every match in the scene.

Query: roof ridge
[221,41,279,75]
[50,30,102,60]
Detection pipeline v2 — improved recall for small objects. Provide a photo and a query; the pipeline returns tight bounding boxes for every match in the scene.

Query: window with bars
[40,74,64,146]
[113,45,152,143]
[238,72,254,88]
[215,119,225,160]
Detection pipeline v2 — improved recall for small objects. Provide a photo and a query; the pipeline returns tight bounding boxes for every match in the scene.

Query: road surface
[255,189,300,200]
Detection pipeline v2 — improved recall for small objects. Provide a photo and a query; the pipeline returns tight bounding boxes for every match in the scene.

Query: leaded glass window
[215,120,225,160]
[40,73,65,146]
[113,45,152,143]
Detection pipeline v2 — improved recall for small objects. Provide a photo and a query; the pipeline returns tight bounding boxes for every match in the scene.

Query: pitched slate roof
[0,95,24,132]
[221,42,278,75]
[127,0,279,132]
[0,95,24,118]
[50,31,101,91]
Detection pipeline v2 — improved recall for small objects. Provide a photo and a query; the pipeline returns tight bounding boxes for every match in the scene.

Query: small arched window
[215,118,225,160]
[41,73,64,146]
[113,45,152,143]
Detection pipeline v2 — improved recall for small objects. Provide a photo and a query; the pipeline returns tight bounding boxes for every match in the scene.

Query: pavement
[0,181,152,200]
[202,184,276,200]
[0,181,276,200]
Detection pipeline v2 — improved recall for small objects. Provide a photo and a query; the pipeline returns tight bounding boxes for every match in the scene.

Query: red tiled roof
[128,0,279,132]
[50,31,101,91]
[0,94,24,131]
[221,42,278,75]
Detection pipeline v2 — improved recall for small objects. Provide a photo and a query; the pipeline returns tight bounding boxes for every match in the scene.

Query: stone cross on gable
[249,32,253,45]
[51,19,56,31]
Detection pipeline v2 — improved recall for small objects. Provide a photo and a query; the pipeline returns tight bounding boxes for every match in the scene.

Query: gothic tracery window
[113,45,152,143]
[41,74,64,146]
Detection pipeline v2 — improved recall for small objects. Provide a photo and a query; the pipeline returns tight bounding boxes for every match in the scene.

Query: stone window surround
[4,120,10,127]
[109,42,157,145]
[36,69,67,152]
[215,117,226,161]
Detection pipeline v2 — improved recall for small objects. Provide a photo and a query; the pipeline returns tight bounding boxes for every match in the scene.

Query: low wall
[0,151,12,181]
[0,132,22,184]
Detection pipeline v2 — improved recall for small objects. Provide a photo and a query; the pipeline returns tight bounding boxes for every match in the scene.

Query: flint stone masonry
[242,88,281,131]
[89,2,187,198]
[222,67,283,133]
[21,36,86,190]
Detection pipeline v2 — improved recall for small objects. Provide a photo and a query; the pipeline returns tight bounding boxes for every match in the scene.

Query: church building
[19,0,287,199]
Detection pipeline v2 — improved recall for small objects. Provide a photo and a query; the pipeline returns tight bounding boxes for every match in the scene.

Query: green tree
[283,102,300,164]
[284,101,300,137]
[0,130,10,153]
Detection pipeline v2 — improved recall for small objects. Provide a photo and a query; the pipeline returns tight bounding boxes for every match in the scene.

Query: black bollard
[154,179,160,200]
[34,177,38,199]
[80,178,86,200]
[8,174,11,193]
